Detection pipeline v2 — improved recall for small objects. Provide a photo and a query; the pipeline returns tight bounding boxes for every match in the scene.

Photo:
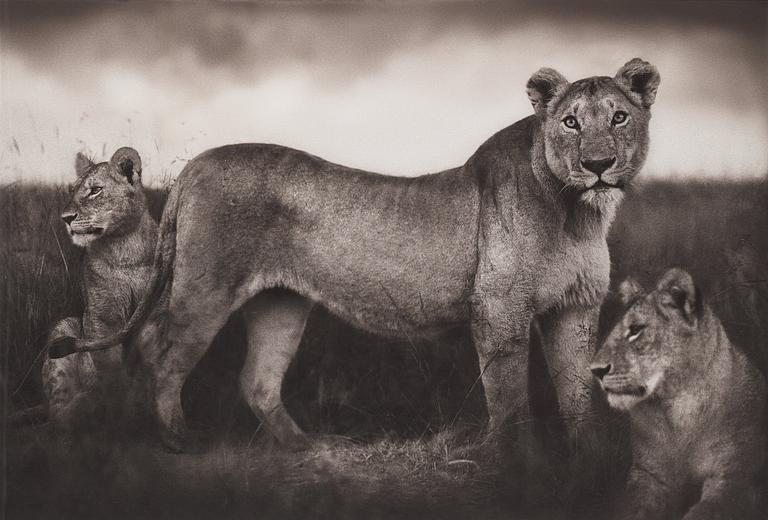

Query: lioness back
[176,142,482,335]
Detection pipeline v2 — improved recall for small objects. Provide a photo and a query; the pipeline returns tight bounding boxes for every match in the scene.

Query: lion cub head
[62,147,147,247]
[591,268,706,411]
[527,58,660,211]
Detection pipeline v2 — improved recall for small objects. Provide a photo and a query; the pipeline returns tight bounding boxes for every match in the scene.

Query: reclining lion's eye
[626,324,645,342]
[562,115,580,130]
[87,187,103,198]
[612,111,629,126]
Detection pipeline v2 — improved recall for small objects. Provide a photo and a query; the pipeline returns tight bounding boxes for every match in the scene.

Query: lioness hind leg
[239,289,313,449]
[153,295,232,452]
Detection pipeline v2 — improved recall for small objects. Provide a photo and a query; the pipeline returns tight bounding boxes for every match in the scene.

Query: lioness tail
[48,182,181,359]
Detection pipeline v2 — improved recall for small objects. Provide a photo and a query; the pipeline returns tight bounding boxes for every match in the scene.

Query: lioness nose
[61,213,77,225]
[590,363,611,380]
[581,157,616,175]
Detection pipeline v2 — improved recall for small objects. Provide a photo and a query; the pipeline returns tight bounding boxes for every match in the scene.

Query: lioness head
[527,58,660,210]
[62,147,147,247]
[591,268,704,411]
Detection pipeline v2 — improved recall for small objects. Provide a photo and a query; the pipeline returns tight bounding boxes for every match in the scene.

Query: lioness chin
[592,268,767,520]
[51,59,660,463]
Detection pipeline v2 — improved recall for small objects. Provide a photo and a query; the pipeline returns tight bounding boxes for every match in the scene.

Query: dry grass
[6,426,542,520]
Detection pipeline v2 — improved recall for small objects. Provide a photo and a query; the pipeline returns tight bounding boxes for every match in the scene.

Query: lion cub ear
[614,58,660,108]
[110,147,143,185]
[526,68,569,115]
[617,277,644,307]
[75,152,95,177]
[655,268,702,324]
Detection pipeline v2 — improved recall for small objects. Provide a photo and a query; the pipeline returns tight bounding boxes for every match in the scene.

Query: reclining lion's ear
[614,58,660,108]
[617,277,644,307]
[655,268,702,325]
[75,152,95,178]
[110,147,142,185]
[526,68,569,115]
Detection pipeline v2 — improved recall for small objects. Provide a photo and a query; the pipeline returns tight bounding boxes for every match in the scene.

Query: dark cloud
[2,1,766,182]
[4,1,765,92]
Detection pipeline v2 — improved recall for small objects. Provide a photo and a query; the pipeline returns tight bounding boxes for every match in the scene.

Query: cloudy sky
[1,1,766,185]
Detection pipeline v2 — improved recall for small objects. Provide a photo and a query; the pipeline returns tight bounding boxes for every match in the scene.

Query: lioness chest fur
[54,59,660,460]
[592,269,767,520]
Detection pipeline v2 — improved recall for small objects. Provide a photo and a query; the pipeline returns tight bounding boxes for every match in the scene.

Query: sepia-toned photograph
[2,1,767,518]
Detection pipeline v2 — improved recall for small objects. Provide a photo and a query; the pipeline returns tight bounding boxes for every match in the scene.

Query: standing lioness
[51,59,660,455]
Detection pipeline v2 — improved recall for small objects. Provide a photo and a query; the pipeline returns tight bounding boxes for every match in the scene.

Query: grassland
[2,178,767,519]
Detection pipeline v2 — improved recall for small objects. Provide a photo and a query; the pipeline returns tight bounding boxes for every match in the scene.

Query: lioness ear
[614,58,660,108]
[75,152,95,177]
[656,268,702,324]
[526,68,569,115]
[110,147,142,185]
[617,277,644,307]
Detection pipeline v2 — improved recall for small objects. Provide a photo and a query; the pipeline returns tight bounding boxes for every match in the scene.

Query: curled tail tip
[47,336,77,359]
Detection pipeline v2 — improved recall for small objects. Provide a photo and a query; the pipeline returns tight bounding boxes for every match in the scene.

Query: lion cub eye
[87,186,103,198]
[626,324,645,342]
[611,111,629,127]
[562,115,580,131]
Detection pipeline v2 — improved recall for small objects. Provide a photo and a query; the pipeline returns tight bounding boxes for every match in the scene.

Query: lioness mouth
[590,180,620,191]
[71,227,104,236]
[605,385,646,397]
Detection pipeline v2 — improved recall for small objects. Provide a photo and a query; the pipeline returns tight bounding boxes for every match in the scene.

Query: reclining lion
[592,268,767,519]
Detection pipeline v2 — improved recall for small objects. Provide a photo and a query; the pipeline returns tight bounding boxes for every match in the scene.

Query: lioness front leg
[683,477,758,520]
[615,466,678,520]
[538,304,602,489]
[471,296,533,444]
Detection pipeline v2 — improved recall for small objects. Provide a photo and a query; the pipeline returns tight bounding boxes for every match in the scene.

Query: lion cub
[42,147,157,430]
[591,268,766,520]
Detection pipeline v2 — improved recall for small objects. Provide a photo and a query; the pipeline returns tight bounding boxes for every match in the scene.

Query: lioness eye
[626,324,645,342]
[562,116,580,130]
[87,187,103,198]
[612,111,629,126]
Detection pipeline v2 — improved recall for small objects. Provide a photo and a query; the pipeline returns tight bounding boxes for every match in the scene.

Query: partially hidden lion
[50,59,660,456]
[43,147,157,430]
[591,268,767,520]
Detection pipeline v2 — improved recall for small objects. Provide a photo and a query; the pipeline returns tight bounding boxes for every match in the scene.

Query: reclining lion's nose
[61,213,77,225]
[590,363,612,380]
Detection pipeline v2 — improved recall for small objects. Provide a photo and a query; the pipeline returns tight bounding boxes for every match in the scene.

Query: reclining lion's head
[62,147,147,247]
[527,58,660,210]
[590,268,704,411]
